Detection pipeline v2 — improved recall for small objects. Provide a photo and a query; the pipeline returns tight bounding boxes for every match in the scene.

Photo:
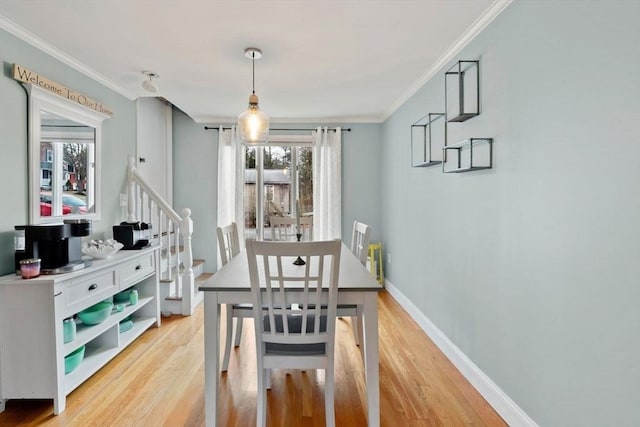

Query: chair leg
[352,304,363,346]
[325,365,335,427]
[222,305,233,372]
[357,311,364,348]
[234,317,243,347]
[351,316,360,345]
[257,367,267,427]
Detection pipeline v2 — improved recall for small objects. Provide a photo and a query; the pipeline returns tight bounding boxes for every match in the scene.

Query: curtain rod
[204,126,350,132]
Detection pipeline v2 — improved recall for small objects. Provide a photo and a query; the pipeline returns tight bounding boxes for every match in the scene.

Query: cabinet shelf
[64,316,156,394]
[64,295,154,356]
[411,113,445,167]
[443,138,493,173]
[119,317,156,348]
[65,343,117,393]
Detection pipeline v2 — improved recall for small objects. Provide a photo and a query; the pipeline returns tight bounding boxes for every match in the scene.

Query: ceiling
[0,1,509,123]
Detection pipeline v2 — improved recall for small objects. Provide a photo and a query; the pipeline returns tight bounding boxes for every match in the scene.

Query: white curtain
[312,126,342,240]
[217,126,245,247]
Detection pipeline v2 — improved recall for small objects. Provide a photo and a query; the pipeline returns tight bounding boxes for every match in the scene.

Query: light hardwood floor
[0,291,506,426]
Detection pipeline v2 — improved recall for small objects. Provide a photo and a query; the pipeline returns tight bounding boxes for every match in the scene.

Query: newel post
[180,208,195,315]
[126,156,138,223]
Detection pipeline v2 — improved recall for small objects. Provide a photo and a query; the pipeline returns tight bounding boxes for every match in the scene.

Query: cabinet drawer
[119,253,155,289]
[66,270,117,314]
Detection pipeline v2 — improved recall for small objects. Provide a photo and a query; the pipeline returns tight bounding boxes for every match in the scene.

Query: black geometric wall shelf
[442,138,492,173]
[411,113,446,167]
[445,60,480,122]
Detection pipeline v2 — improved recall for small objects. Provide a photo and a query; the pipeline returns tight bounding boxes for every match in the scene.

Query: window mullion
[256,147,264,240]
[291,147,298,216]
[52,142,64,216]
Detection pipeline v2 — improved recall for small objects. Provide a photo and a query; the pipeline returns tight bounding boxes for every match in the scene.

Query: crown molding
[191,114,384,125]
[381,0,513,121]
[0,14,136,100]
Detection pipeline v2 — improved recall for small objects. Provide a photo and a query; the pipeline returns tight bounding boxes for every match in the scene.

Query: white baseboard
[384,279,538,427]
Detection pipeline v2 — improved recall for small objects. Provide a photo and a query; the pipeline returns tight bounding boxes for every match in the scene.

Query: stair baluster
[125,156,198,316]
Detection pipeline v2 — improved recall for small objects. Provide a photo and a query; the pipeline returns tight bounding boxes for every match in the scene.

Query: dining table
[199,243,384,426]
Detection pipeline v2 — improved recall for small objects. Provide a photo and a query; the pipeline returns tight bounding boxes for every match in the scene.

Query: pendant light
[237,47,270,144]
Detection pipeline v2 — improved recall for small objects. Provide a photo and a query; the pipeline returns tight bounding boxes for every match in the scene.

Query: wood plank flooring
[0,291,506,426]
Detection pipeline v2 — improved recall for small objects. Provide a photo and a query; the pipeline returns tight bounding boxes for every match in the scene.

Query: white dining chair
[216,222,252,371]
[246,238,341,427]
[351,221,371,266]
[270,215,313,241]
[345,220,371,345]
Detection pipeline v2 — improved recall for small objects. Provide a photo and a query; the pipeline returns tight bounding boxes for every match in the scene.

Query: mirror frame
[27,84,110,224]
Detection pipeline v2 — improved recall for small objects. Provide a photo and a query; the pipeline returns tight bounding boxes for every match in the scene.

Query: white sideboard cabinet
[0,245,160,414]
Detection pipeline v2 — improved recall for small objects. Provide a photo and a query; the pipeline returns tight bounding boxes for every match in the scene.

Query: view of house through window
[40,111,95,218]
[243,142,313,240]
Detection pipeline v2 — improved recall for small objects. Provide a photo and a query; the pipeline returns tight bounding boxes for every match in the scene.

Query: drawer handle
[88,283,98,291]
[135,264,142,271]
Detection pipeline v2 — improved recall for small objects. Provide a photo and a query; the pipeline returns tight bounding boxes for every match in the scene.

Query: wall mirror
[27,85,110,224]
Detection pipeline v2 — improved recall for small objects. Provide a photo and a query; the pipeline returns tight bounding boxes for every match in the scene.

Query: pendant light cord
[252,52,256,95]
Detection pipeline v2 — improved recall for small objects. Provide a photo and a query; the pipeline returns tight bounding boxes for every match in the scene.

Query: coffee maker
[14,220,92,274]
[112,221,151,250]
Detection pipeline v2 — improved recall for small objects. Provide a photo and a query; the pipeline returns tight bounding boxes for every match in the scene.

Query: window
[243,138,313,240]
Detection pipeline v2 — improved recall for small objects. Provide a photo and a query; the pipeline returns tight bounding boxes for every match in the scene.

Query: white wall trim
[191,114,383,125]
[384,279,538,427]
[381,0,513,121]
[0,14,136,101]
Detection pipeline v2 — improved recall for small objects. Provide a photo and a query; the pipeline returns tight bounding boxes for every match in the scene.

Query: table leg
[204,292,221,427]
[362,292,380,427]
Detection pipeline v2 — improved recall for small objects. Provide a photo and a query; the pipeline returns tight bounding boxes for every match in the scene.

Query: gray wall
[172,109,219,273]
[0,29,136,276]
[381,1,640,426]
[172,119,382,272]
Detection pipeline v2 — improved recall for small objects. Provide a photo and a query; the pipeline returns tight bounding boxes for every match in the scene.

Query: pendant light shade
[238,48,269,144]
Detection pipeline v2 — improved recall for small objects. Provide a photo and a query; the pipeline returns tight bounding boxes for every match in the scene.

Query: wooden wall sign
[12,63,114,117]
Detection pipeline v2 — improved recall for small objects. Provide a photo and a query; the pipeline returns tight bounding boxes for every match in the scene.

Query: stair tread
[160,271,212,284]
[196,272,214,283]
[164,287,204,301]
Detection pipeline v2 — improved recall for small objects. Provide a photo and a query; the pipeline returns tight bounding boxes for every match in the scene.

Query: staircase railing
[125,156,196,316]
